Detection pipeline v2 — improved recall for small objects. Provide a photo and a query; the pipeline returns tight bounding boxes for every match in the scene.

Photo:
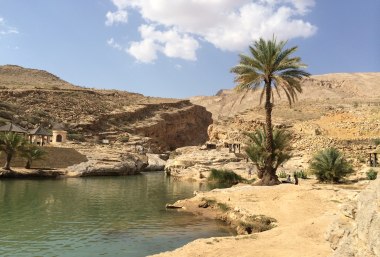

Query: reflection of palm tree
[231,37,310,185]
[0,132,28,170]
[21,145,46,169]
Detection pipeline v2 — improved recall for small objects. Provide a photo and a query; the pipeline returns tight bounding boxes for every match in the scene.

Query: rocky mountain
[191,73,380,119]
[0,65,212,152]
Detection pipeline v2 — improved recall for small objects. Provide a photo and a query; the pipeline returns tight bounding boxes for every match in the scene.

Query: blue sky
[0,0,379,98]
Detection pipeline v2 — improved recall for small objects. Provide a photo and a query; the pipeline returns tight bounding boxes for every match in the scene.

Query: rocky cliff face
[327,176,380,257]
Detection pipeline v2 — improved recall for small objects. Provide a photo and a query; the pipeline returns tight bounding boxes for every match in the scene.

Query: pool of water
[0,172,234,257]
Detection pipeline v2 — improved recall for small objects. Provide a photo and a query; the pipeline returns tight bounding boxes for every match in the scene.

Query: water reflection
[0,172,233,257]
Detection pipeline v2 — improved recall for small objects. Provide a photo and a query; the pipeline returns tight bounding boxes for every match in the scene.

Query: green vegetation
[239,215,277,234]
[278,171,288,178]
[309,148,353,183]
[67,133,85,142]
[245,128,292,184]
[366,169,378,180]
[0,132,28,170]
[373,138,380,146]
[119,135,130,143]
[231,37,309,185]
[294,170,308,179]
[208,169,246,186]
[20,145,46,169]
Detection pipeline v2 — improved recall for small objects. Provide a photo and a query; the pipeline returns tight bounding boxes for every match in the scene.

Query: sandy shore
[150,179,364,257]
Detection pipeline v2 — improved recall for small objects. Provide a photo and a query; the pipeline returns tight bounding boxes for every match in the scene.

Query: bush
[294,170,308,179]
[366,169,378,180]
[67,133,85,142]
[119,135,130,143]
[373,138,380,146]
[309,148,353,183]
[278,171,287,178]
[208,169,245,186]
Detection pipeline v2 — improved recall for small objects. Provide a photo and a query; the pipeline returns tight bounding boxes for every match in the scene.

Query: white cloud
[106,0,317,62]
[105,9,128,26]
[0,17,19,35]
[107,37,123,50]
[128,38,158,63]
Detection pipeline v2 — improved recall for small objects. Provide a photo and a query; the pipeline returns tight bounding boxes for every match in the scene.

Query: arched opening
[56,134,63,142]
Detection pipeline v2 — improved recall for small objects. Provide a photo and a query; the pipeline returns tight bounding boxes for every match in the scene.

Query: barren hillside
[191,73,380,119]
[0,65,212,152]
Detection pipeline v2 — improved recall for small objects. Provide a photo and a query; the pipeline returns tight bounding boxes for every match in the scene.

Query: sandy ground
[150,179,364,257]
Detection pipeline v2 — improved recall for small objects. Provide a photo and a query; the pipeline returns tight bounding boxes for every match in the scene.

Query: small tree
[245,128,292,185]
[0,132,28,170]
[21,144,46,169]
[309,148,353,183]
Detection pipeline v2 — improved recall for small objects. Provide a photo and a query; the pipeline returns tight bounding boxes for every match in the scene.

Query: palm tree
[21,144,46,169]
[231,37,310,185]
[245,128,292,184]
[309,148,353,183]
[0,132,28,170]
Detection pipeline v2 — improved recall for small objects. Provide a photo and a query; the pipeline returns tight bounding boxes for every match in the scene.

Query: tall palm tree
[231,37,310,185]
[0,132,28,170]
[21,144,46,169]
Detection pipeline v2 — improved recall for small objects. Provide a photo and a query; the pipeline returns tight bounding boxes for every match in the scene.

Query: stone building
[51,123,67,144]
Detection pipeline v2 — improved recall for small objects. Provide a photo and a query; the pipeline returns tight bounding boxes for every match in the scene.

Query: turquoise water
[0,173,234,257]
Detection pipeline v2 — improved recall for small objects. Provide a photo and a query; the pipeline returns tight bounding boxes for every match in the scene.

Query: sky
[0,0,379,98]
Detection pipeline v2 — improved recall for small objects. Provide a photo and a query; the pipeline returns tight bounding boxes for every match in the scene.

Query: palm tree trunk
[25,160,31,169]
[4,153,12,170]
[260,80,281,186]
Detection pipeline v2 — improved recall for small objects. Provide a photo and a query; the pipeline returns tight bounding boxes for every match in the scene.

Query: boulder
[145,154,166,171]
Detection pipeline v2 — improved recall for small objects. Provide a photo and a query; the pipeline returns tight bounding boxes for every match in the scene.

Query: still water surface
[0,172,233,257]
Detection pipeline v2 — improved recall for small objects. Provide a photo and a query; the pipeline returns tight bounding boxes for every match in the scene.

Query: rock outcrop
[66,152,148,177]
[327,176,380,257]
[165,146,249,181]
[145,154,167,171]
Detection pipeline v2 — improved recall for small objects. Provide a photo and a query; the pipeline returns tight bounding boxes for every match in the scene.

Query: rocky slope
[191,73,380,119]
[327,175,380,257]
[188,73,380,171]
[0,65,212,152]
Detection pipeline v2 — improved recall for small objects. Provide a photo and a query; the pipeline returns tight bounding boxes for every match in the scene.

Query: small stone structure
[29,126,52,146]
[368,146,380,167]
[51,124,67,144]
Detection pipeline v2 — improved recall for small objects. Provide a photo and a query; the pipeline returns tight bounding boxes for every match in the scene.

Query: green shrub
[119,135,130,143]
[373,138,380,146]
[366,169,378,180]
[278,171,287,178]
[208,169,245,186]
[245,129,292,180]
[67,133,85,142]
[294,170,308,179]
[309,148,353,183]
